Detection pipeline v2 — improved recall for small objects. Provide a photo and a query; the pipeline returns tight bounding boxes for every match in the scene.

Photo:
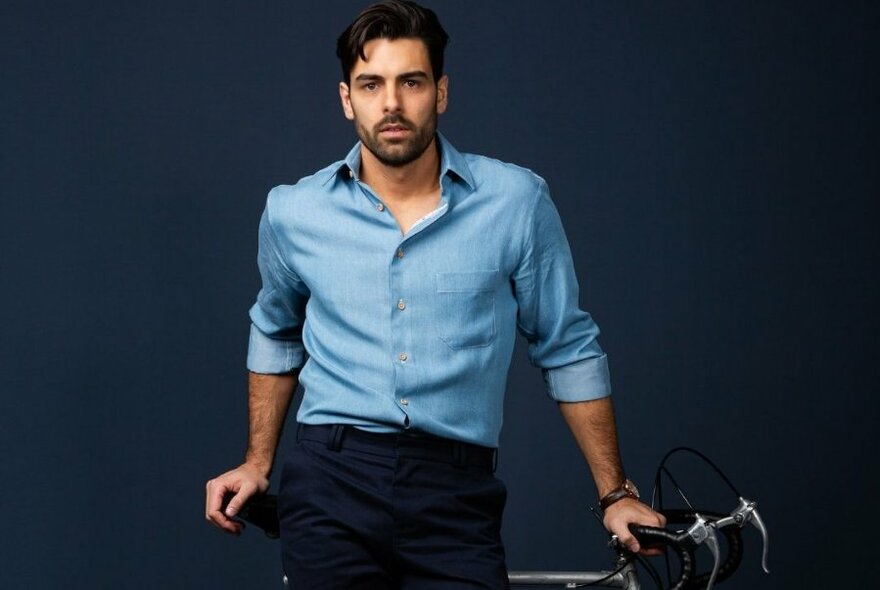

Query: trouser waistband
[296,423,497,470]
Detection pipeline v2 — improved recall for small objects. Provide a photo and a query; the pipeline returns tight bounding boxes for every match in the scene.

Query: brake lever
[713,497,770,574]
[750,505,770,574]
[685,514,721,589]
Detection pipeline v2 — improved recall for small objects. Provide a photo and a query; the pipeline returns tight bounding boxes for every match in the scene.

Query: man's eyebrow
[354,73,383,82]
[353,71,430,82]
[397,70,429,80]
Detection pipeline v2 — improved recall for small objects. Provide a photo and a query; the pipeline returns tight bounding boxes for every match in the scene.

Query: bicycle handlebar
[662,509,744,589]
[628,523,696,589]
[630,509,744,590]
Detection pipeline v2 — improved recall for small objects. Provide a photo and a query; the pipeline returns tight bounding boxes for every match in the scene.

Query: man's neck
[359,137,441,202]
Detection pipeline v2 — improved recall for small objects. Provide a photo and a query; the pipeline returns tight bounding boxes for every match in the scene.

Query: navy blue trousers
[279,424,509,589]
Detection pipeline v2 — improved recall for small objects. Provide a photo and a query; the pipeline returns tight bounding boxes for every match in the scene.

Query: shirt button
[397,299,406,311]
[396,248,404,259]
[348,169,354,179]
[376,202,385,212]
[400,398,409,406]
[398,352,408,362]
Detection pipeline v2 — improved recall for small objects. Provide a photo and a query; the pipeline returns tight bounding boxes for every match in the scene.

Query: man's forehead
[351,37,432,77]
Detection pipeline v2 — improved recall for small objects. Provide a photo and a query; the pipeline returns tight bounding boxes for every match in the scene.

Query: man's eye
[404,80,418,88]
[364,83,378,91]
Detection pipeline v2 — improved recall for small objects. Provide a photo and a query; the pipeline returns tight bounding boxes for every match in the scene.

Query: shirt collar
[321,131,475,192]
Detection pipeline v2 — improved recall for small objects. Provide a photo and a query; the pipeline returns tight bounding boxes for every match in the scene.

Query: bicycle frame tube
[508,560,640,589]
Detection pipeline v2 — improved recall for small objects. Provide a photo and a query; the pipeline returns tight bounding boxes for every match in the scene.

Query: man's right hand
[205,463,270,535]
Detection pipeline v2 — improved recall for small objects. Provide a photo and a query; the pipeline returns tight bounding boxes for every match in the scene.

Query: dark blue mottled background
[2,1,875,587]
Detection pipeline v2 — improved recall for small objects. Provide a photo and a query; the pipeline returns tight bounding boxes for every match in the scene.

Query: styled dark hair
[336,0,449,85]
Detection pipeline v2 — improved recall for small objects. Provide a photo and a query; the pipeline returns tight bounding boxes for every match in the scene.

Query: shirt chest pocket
[435,270,498,349]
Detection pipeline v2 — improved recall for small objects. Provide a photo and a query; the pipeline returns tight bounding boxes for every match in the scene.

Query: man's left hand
[602,498,667,555]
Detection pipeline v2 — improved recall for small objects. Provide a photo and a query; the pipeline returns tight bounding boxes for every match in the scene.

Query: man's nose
[383,86,402,113]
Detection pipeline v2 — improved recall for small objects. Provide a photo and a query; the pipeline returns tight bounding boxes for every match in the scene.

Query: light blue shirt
[247,133,611,447]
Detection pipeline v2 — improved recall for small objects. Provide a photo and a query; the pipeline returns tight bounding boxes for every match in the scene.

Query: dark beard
[356,113,437,168]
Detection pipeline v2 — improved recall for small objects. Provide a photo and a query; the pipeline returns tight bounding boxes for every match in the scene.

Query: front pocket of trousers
[436,270,498,349]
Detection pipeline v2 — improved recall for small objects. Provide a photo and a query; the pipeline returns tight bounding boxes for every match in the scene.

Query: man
[206,1,664,588]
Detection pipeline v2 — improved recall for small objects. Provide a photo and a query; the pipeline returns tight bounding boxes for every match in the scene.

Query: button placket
[389,235,417,423]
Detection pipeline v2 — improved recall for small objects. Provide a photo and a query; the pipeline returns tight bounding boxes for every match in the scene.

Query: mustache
[375,115,413,132]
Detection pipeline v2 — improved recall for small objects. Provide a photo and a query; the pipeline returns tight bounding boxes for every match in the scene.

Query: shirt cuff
[542,354,612,402]
[246,323,306,373]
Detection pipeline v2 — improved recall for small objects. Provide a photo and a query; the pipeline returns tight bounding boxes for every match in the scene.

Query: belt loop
[492,447,499,473]
[296,422,303,443]
[452,441,468,467]
[327,424,346,452]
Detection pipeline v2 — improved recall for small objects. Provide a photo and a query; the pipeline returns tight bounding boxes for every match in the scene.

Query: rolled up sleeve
[542,355,611,402]
[246,191,309,373]
[513,178,611,402]
[247,323,305,374]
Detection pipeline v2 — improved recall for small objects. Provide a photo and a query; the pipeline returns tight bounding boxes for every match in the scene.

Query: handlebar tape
[660,509,744,589]
[629,523,695,590]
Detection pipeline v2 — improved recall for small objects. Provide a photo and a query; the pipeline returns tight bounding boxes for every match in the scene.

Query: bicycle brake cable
[652,446,742,505]
[650,446,747,588]
[634,553,664,590]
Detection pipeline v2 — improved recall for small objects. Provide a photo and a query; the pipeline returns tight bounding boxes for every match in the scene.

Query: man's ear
[436,75,449,115]
[339,82,354,120]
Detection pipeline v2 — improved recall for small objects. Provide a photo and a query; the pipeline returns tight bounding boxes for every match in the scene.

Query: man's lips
[380,124,409,133]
